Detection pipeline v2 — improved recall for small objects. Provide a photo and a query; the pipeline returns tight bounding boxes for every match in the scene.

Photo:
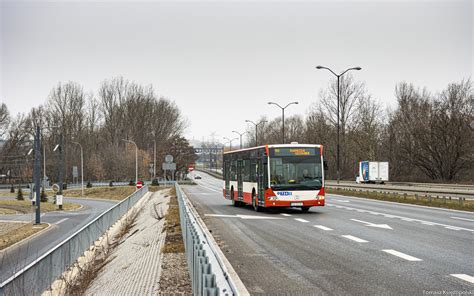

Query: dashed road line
[55,218,68,225]
[313,225,333,231]
[280,213,292,217]
[450,274,474,284]
[450,216,474,222]
[326,204,474,233]
[341,235,368,243]
[294,218,309,223]
[382,249,422,261]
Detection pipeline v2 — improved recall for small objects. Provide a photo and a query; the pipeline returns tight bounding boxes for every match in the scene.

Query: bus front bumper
[264,199,325,207]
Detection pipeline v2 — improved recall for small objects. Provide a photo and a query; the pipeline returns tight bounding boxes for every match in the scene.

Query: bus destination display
[272,147,318,156]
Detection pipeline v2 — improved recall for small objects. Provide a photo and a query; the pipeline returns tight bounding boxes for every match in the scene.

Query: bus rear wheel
[253,195,263,212]
[301,206,311,213]
[231,189,240,207]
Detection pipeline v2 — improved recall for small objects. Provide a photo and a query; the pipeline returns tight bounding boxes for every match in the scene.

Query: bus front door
[224,161,230,198]
[257,158,268,204]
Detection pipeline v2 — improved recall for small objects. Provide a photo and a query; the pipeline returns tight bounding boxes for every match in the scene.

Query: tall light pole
[223,137,238,151]
[268,101,299,144]
[71,141,84,197]
[232,130,247,149]
[316,65,362,184]
[245,120,267,147]
[153,139,156,179]
[122,139,138,185]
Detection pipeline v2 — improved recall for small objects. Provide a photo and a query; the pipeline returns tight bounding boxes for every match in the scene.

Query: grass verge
[0,200,81,214]
[327,188,474,212]
[162,187,185,253]
[63,186,136,200]
[0,222,48,250]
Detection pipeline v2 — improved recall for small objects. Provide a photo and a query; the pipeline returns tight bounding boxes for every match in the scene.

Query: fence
[0,185,149,296]
[175,183,246,296]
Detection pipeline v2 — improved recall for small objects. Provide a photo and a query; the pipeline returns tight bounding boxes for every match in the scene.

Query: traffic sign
[52,184,60,192]
[136,181,143,189]
[165,155,173,163]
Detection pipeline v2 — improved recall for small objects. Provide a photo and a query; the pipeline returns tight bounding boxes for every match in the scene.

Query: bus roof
[223,143,322,155]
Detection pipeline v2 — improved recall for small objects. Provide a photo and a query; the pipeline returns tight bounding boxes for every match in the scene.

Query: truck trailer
[356,161,389,184]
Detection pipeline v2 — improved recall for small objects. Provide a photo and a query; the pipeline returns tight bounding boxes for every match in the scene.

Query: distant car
[194,175,202,179]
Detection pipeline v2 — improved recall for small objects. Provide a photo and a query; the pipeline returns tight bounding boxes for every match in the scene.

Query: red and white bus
[222,143,325,212]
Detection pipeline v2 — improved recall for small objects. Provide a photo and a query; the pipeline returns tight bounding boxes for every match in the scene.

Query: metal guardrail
[175,183,243,296]
[0,185,149,296]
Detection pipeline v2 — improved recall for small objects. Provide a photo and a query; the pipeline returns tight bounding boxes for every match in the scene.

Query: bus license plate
[291,202,303,206]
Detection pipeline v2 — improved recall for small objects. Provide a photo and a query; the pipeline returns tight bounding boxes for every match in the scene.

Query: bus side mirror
[324,161,328,171]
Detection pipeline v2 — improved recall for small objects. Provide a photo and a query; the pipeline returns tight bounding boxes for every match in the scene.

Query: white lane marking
[450,274,474,284]
[280,213,292,217]
[334,200,350,203]
[204,214,284,220]
[197,184,221,193]
[450,216,474,222]
[40,213,45,217]
[444,226,462,231]
[341,235,368,243]
[382,249,422,261]
[327,204,474,233]
[294,218,309,223]
[314,225,333,231]
[350,218,393,230]
[55,218,68,225]
[421,222,435,226]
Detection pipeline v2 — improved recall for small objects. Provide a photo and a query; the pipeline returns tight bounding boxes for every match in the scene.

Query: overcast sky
[1,0,472,144]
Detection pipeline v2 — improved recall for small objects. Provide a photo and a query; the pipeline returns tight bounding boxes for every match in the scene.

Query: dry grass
[0,222,48,250]
[327,188,474,212]
[0,200,81,214]
[162,187,185,253]
[63,186,136,201]
[61,205,143,295]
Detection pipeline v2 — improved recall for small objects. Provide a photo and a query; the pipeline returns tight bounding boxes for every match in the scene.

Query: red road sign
[136,181,143,189]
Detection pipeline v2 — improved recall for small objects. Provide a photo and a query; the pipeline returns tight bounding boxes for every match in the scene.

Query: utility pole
[34,126,41,224]
[153,139,156,179]
[72,141,84,197]
[58,134,64,210]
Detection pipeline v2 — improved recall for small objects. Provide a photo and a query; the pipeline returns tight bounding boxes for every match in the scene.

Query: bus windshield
[269,155,322,191]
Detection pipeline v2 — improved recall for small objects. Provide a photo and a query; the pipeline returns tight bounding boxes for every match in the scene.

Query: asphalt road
[184,171,474,296]
[0,197,117,283]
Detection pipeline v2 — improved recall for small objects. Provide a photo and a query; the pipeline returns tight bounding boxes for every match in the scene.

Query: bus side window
[250,160,257,183]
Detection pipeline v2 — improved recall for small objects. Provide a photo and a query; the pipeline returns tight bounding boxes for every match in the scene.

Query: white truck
[356,161,389,184]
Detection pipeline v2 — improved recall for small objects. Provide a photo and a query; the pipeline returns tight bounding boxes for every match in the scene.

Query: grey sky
[1,0,472,143]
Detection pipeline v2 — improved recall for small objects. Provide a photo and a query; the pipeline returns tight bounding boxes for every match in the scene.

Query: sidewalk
[86,190,169,295]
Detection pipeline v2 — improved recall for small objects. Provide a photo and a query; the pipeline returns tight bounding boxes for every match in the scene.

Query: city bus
[222,143,325,212]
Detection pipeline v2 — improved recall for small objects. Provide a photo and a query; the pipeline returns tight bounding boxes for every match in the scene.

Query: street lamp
[71,141,84,197]
[245,120,267,147]
[267,101,299,143]
[232,130,247,149]
[316,65,362,184]
[223,137,238,151]
[122,139,138,186]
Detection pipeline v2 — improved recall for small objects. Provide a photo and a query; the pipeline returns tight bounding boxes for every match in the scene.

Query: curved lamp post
[245,120,267,147]
[122,139,138,186]
[267,101,299,143]
[315,65,362,184]
[232,130,247,149]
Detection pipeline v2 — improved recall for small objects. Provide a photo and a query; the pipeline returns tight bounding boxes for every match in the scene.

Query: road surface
[184,171,474,295]
[0,197,117,283]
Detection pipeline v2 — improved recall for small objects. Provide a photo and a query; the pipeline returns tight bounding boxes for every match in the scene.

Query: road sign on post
[136,181,143,189]
[165,155,173,163]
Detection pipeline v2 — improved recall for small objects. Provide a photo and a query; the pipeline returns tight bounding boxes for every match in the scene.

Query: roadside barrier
[175,183,247,296]
[0,185,149,296]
